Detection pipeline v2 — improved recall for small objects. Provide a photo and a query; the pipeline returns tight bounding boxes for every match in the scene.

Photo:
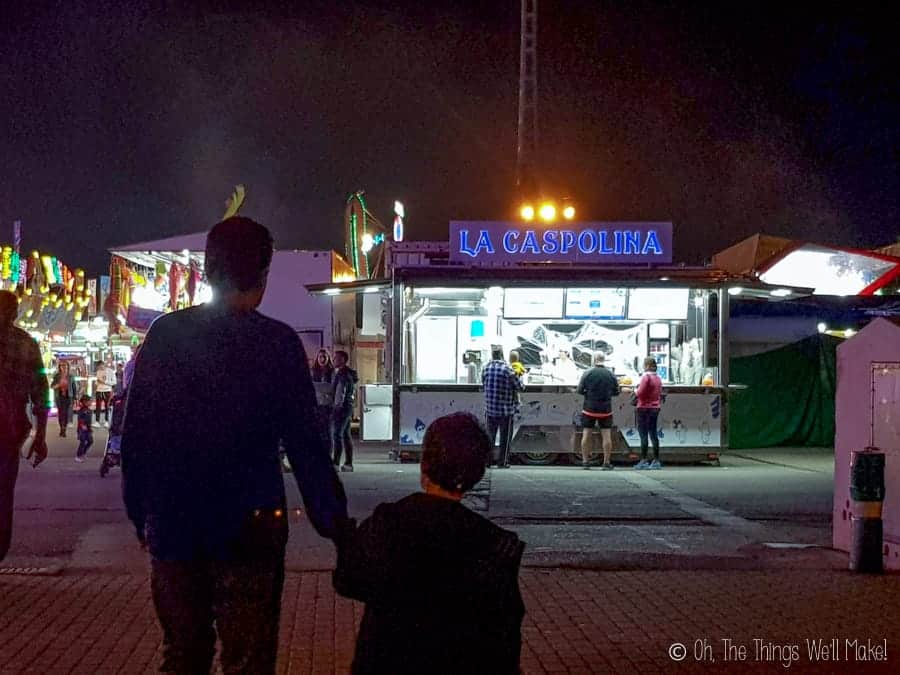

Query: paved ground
[1,568,898,674]
[6,434,891,673]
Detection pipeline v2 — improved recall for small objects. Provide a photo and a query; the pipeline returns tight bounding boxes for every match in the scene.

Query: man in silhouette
[122,218,348,673]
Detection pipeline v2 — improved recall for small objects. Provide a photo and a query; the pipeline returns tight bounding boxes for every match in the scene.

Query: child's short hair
[79,395,92,405]
[421,413,491,494]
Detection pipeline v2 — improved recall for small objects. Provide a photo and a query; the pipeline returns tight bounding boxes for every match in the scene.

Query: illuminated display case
[401,285,717,387]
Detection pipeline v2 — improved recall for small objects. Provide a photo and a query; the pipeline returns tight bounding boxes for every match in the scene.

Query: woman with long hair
[51,361,78,437]
[311,349,334,383]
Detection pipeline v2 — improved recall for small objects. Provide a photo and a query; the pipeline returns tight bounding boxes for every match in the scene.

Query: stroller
[99,392,127,477]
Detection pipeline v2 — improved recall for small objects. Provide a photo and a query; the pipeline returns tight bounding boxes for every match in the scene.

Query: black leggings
[95,391,111,423]
[637,408,660,460]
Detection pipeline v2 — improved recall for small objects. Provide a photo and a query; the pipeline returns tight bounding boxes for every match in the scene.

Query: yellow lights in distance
[539,203,556,222]
[519,202,576,222]
[520,204,535,221]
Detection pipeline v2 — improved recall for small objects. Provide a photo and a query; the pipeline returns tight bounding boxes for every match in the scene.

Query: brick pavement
[1,568,898,674]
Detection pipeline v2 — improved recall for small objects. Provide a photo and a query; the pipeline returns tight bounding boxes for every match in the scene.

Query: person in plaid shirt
[0,290,49,561]
[481,346,524,468]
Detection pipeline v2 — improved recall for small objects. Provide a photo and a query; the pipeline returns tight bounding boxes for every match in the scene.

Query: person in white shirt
[94,360,114,427]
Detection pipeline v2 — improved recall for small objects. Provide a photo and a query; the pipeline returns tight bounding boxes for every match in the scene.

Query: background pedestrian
[51,361,78,437]
[331,349,358,472]
[634,357,664,469]
[482,346,523,468]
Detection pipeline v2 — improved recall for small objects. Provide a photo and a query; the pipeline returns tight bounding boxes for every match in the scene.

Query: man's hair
[334,349,349,362]
[491,346,504,361]
[0,290,17,325]
[205,217,274,292]
[421,412,490,494]
[643,357,657,371]
[594,353,606,365]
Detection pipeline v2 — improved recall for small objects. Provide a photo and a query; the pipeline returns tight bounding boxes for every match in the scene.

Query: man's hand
[26,437,48,467]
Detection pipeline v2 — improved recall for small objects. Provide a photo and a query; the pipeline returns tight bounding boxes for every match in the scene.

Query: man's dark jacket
[121,304,347,559]
[334,492,525,675]
[577,365,620,414]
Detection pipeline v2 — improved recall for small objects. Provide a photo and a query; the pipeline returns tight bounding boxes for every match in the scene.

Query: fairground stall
[2,239,96,402]
[312,221,805,463]
[109,232,359,363]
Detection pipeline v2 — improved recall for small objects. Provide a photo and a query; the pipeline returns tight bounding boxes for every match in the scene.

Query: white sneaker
[75,456,85,463]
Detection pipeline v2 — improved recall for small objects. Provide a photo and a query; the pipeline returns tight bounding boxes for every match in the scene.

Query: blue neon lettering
[599,231,614,254]
[502,230,519,254]
[623,230,641,254]
[520,230,540,254]
[542,230,560,254]
[577,230,598,253]
[642,230,664,255]
[459,230,477,257]
[476,230,494,255]
[560,230,576,253]
[614,231,623,254]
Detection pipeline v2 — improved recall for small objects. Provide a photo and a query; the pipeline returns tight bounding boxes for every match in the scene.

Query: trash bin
[849,448,885,573]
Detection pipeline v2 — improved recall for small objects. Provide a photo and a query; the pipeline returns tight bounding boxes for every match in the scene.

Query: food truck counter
[396,382,726,460]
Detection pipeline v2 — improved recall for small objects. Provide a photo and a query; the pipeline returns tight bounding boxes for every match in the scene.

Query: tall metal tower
[517,0,539,200]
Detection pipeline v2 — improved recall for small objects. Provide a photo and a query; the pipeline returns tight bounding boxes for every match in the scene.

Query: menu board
[627,288,690,320]
[564,288,627,319]
[503,288,564,319]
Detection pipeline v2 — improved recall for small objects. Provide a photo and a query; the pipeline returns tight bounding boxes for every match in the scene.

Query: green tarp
[728,334,839,449]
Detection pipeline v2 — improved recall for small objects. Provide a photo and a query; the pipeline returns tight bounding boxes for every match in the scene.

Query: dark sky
[2,0,897,274]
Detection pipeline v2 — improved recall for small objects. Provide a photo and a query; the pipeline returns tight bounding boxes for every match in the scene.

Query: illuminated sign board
[449,221,673,265]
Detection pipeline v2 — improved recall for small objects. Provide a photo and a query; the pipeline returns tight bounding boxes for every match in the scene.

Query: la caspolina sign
[449,221,673,265]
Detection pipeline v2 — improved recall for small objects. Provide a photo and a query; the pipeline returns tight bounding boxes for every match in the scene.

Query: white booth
[833,318,900,569]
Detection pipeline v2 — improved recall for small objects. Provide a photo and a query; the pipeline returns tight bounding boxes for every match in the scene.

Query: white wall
[258,251,334,354]
[833,319,900,569]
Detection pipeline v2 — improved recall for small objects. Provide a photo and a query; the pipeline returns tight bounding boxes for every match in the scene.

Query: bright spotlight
[520,204,535,221]
[562,205,575,220]
[361,233,374,253]
[539,203,556,222]
[817,322,827,333]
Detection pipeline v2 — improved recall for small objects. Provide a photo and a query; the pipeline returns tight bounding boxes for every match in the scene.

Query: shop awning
[713,234,900,296]
[306,265,810,301]
[305,278,391,296]
[109,232,207,268]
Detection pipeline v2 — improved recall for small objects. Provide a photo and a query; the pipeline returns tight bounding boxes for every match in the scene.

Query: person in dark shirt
[121,217,348,674]
[0,290,49,562]
[331,349,359,472]
[74,395,93,462]
[577,353,620,470]
[334,412,525,675]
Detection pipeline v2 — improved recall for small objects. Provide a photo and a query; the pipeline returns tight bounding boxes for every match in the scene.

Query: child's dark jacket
[334,492,525,675]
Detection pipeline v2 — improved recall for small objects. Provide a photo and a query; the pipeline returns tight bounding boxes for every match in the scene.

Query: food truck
[312,221,803,464]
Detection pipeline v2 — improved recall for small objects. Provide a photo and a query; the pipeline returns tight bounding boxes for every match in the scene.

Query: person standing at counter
[633,357,663,470]
[577,353,620,470]
[482,347,524,468]
[51,361,78,437]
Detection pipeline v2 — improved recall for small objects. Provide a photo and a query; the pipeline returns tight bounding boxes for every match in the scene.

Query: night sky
[2,1,897,274]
